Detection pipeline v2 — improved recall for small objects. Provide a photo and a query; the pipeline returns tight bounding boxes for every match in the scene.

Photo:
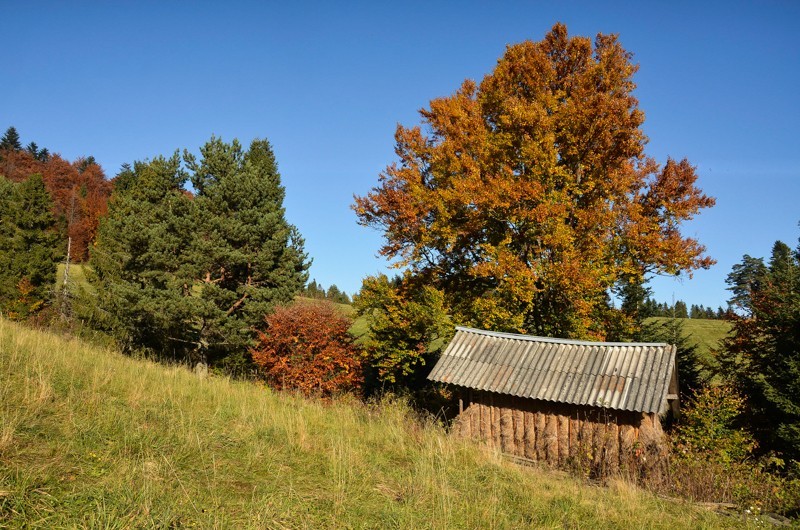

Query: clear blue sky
[3,1,798,308]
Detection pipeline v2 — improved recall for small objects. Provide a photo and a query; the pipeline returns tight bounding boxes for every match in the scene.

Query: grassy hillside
[645,317,732,357]
[0,319,747,528]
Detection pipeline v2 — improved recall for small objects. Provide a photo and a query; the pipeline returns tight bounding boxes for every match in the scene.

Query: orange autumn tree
[354,23,714,340]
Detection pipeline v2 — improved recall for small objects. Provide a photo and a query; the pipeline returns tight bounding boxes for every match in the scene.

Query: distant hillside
[645,317,731,357]
[0,318,738,528]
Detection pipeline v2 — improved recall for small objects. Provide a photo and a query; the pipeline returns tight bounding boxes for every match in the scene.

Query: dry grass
[0,318,750,528]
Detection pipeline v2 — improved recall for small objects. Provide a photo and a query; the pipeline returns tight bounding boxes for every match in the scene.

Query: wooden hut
[427,327,679,468]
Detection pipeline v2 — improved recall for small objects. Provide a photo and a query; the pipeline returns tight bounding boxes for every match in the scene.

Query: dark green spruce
[721,237,800,460]
[0,126,22,151]
[0,174,62,319]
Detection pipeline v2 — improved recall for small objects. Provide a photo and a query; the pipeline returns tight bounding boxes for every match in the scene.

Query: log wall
[454,390,665,469]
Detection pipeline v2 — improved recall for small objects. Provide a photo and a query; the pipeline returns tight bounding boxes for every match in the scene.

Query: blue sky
[3,1,798,308]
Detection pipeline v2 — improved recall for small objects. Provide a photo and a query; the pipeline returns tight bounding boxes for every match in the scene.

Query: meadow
[645,316,731,358]
[0,318,749,528]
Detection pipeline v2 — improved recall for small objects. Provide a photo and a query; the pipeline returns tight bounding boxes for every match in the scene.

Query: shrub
[251,300,363,397]
[647,385,800,516]
[354,274,453,391]
[673,385,756,465]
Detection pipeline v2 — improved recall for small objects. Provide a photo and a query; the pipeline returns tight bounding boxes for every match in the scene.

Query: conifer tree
[326,284,350,304]
[0,175,62,318]
[184,137,310,370]
[25,142,38,157]
[638,316,707,401]
[0,126,22,151]
[91,137,309,370]
[617,278,653,339]
[723,237,800,459]
[90,154,195,354]
[0,177,15,308]
[303,279,326,299]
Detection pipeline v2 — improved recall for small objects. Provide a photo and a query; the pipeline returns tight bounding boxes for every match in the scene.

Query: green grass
[0,319,749,528]
[56,263,93,296]
[645,317,732,357]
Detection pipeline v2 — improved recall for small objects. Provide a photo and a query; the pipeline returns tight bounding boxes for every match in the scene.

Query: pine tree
[90,153,195,354]
[616,277,653,340]
[184,136,310,370]
[0,177,15,307]
[91,137,309,371]
[326,284,350,304]
[304,279,326,299]
[25,142,38,157]
[0,126,22,151]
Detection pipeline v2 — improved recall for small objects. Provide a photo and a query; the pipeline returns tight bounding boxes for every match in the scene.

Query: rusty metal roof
[428,326,677,414]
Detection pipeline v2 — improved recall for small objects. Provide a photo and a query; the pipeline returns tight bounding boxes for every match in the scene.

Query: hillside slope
[0,319,741,528]
[645,317,732,357]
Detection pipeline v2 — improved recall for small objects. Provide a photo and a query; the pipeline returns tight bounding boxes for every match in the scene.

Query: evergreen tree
[326,284,350,304]
[641,297,659,318]
[25,142,39,157]
[90,154,195,354]
[303,279,326,299]
[722,237,800,459]
[726,254,768,314]
[91,137,309,371]
[0,177,15,307]
[613,277,653,340]
[21,140,49,162]
[0,175,62,319]
[76,156,97,173]
[184,137,310,370]
[111,163,137,193]
[674,300,689,318]
[0,126,22,151]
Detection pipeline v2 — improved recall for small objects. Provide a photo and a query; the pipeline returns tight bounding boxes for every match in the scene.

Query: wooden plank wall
[455,391,664,470]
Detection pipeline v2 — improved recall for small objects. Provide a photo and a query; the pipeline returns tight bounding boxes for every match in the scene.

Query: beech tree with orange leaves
[354,24,715,340]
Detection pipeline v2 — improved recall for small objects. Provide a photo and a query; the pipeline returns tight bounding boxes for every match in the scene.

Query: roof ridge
[455,326,670,348]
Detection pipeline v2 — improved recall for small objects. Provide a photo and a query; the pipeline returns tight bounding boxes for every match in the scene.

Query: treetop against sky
[3,1,798,307]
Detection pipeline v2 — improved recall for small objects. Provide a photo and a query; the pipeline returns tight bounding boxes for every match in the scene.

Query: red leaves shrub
[251,301,363,397]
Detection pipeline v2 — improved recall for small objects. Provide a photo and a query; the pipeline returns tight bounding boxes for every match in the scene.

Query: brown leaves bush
[251,301,363,397]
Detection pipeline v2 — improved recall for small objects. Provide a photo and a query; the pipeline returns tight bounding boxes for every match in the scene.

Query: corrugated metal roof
[428,326,676,414]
